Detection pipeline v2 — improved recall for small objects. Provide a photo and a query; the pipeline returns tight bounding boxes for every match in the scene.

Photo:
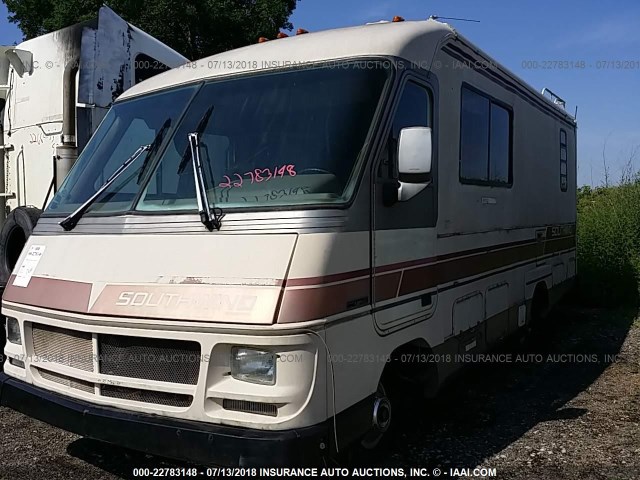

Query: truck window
[379,81,430,179]
[460,86,512,186]
[560,129,568,191]
[46,85,198,215]
[134,53,170,84]
[135,63,390,211]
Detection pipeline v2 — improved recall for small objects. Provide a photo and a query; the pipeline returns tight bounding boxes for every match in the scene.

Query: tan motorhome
[0,18,577,466]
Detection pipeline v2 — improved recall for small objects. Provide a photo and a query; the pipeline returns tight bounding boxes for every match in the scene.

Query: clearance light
[276,32,289,38]
[296,28,309,35]
[258,37,269,43]
[392,16,405,22]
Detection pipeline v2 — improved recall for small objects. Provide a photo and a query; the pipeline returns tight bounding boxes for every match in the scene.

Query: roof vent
[541,87,566,110]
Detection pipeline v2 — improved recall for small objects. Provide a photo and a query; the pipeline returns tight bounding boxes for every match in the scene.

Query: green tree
[2,0,299,59]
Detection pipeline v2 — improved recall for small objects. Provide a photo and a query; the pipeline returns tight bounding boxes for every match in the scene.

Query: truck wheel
[0,207,41,284]
[360,381,393,450]
[1,316,4,367]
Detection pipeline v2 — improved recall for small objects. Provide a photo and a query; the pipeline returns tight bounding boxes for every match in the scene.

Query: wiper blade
[188,132,223,231]
[59,144,150,231]
[177,106,213,175]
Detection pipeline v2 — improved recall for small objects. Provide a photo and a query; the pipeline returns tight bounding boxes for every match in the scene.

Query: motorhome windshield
[45,62,390,217]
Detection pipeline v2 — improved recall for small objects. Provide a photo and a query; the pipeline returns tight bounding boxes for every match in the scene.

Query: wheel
[0,315,4,368]
[0,207,41,284]
[360,381,393,450]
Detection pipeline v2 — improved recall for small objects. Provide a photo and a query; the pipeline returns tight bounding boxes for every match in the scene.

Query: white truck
[0,17,576,466]
[0,6,187,360]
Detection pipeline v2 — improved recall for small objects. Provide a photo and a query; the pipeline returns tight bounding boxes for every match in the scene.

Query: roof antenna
[430,15,480,23]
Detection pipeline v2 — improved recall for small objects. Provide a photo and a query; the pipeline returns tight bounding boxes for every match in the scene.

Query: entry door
[373,79,438,332]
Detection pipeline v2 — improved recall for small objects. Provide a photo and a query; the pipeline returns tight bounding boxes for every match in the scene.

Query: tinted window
[392,83,430,137]
[489,104,510,183]
[137,64,390,211]
[46,85,198,215]
[460,86,512,186]
[560,129,568,192]
[379,82,430,179]
[460,88,490,182]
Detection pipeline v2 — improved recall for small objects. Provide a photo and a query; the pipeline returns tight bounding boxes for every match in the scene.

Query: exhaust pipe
[55,57,79,191]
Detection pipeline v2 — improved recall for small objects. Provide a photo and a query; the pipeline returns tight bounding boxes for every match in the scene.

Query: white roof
[118,19,455,100]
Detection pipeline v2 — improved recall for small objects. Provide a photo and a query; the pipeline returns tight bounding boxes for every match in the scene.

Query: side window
[460,86,512,186]
[134,53,170,84]
[380,81,431,178]
[560,129,568,192]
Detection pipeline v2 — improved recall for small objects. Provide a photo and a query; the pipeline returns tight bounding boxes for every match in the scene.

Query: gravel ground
[0,304,638,480]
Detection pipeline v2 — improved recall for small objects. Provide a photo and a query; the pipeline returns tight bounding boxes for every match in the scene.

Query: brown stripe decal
[375,272,402,302]
[3,275,92,313]
[277,278,369,324]
[2,229,576,325]
[278,234,576,323]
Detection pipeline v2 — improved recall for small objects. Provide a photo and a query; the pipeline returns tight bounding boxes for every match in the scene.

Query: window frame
[459,83,513,188]
[560,128,568,192]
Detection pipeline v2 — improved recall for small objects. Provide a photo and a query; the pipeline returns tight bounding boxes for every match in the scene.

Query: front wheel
[360,381,393,450]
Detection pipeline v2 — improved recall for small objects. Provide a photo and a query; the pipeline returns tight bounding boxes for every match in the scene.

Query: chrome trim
[36,209,349,235]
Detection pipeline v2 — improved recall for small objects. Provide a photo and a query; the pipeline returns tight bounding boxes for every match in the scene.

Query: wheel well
[385,339,439,396]
[531,282,550,322]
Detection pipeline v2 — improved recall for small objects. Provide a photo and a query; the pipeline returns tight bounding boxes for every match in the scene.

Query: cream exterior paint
[2,18,577,457]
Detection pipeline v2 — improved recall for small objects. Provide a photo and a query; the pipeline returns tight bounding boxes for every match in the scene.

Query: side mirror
[397,127,432,202]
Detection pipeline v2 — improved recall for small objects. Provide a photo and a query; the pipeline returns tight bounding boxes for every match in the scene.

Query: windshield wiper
[59,144,150,231]
[188,131,223,230]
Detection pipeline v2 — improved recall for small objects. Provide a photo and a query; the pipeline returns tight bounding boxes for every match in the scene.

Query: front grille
[32,324,93,371]
[30,323,201,409]
[98,335,200,385]
[101,385,193,407]
[223,399,278,417]
[37,368,95,394]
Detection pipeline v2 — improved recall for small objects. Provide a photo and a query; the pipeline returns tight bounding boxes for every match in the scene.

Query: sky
[2,0,640,187]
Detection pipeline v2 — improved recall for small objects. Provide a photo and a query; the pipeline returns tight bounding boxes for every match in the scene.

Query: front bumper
[0,374,329,466]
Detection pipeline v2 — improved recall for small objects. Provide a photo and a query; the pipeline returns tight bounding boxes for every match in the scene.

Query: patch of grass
[577,183,640,306]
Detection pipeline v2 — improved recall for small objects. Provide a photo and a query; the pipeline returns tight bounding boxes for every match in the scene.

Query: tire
[0,316,4,368]
[0,207,41,285]
[359,381,393,450]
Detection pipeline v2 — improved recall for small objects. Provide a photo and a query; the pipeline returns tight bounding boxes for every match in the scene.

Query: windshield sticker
[13,245,46,288]
[241,186,311,202]
[219,164,297,189]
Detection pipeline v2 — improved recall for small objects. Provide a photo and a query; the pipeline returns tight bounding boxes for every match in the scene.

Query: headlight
[231,347,276,385]
[6,317,21,345]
